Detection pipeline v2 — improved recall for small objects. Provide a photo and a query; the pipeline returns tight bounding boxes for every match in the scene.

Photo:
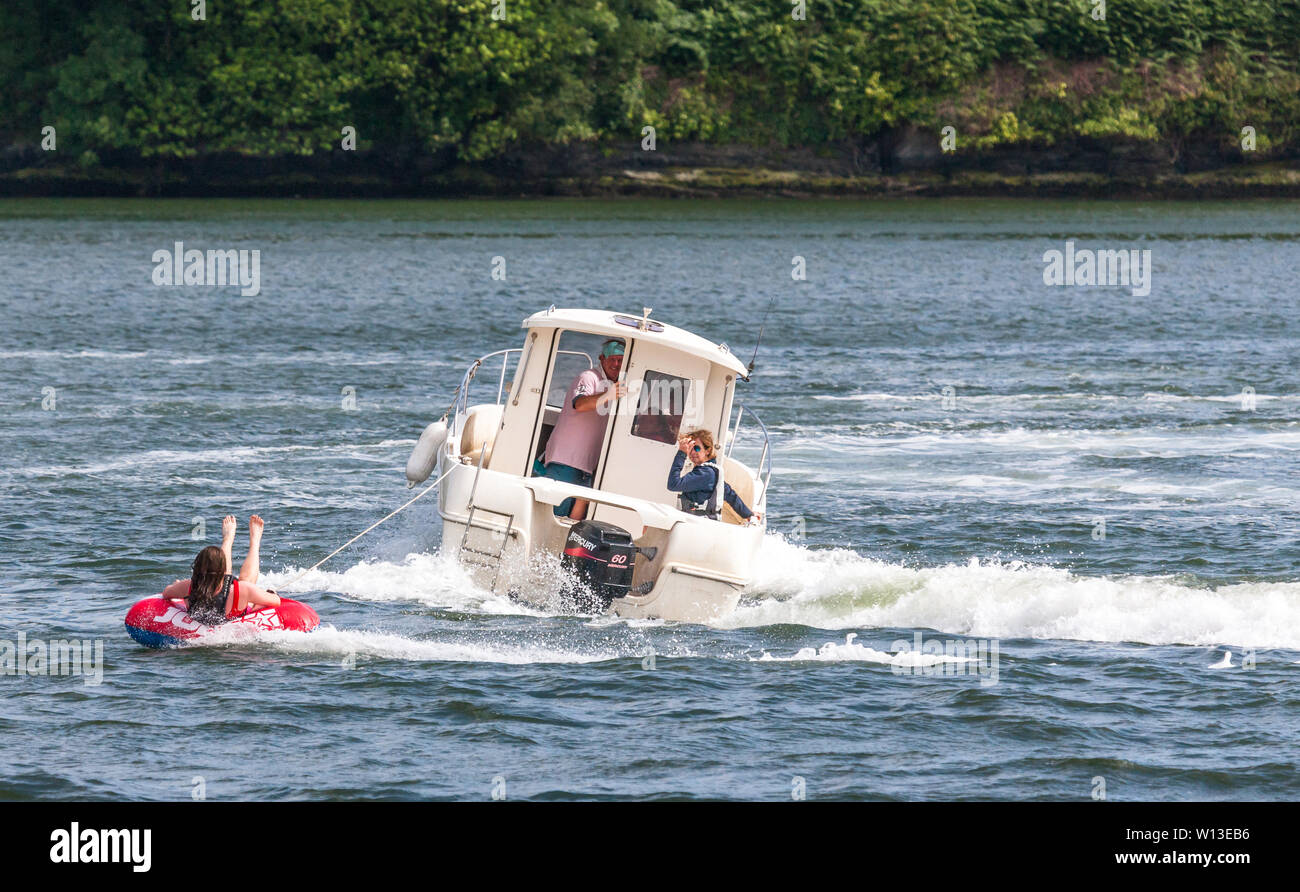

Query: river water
[1,197,1297,800]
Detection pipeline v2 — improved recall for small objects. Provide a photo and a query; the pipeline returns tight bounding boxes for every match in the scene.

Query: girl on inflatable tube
[160,514,280,623]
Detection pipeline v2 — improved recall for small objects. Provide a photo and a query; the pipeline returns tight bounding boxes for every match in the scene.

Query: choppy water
[1,198,1298,800]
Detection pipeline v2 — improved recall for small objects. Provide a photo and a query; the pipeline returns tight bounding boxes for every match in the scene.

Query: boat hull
[437,451,761,624]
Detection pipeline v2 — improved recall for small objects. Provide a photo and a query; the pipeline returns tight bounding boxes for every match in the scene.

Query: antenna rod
[745,294,777,381]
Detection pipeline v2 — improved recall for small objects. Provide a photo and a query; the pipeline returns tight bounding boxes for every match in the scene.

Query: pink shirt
[544,368,611,473]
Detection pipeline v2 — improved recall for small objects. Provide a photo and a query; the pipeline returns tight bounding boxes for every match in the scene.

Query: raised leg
[238,514,264,583]
[221,515,236,575]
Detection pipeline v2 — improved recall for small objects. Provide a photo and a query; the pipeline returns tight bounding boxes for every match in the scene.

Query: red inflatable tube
[125,596,320,648]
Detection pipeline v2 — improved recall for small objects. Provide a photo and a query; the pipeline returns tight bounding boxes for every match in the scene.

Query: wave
[0,347,460,364]
[812,391,1297,404]
[183,621,622,664]
[0,349,149,360]
[786,424,1300,459]
[756,632,978,664]
[258,626,618,664]
[16,441,406,478]
[731,535,1300,650]
[262,531,1300,651]
[264,551,538,617]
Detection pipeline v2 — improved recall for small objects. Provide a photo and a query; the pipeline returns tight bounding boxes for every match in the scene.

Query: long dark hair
[187,545,229,625]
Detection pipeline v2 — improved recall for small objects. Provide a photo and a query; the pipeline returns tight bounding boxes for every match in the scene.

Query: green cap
[600,340,625,358]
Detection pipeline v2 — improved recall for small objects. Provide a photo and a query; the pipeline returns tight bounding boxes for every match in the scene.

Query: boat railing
[447,348,593,442]
[725,403,773,493]
[447,349,517,439]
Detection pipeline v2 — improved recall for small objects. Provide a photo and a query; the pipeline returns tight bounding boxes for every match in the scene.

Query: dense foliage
[2,0,1297,165]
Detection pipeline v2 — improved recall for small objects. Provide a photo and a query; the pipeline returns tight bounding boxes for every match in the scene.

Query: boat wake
[257,625,622,664]
[263,533,1300,650]
[264,551,541,616]
[753,632,978,664]
[734,534,1300,650]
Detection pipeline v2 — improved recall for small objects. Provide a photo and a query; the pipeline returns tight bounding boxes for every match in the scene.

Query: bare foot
[222,515,237,541]
[248,514,265,542]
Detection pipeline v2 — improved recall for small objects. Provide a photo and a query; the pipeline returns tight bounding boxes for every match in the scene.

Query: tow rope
[279,462,457,591]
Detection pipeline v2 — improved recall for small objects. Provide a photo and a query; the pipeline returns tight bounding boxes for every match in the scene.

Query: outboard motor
[560,520,636,611]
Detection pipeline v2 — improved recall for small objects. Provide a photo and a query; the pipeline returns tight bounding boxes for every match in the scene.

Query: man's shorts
[534,460,593,516]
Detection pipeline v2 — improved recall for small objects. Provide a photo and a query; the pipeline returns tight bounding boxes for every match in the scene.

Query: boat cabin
[436,306,771,620]
[455,307,758,532]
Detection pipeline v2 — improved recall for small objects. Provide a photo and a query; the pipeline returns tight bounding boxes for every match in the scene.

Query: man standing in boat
[536,338,627,519]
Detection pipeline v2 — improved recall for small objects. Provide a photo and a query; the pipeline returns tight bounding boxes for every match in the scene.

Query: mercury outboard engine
[560,520,637,611]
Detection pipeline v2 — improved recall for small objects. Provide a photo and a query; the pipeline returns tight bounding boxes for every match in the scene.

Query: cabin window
[631,370,690,445]
[546,331,607,408]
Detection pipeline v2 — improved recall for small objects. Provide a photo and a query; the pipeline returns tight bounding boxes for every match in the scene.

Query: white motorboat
[406,307,772,623]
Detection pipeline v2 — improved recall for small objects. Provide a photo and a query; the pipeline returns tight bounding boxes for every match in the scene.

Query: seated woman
[160,515,280,624]
[666,429,761,523]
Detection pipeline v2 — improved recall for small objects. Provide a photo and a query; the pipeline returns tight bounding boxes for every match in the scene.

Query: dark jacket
[667,451,752,519]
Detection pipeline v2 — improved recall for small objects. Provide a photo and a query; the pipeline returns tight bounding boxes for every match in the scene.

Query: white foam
[1208,650,1234,669]
[180,621,622,663]
[264,551,543,617]
[264,534,1300,652]
[784,425,1300,459]
[0,348,149,360]
[19,441,405,478]
[727,534,1300,649]
[258,625,617,664]
[1142,392,1295,405]
[756,632,976,664]
[811,390,1298,406]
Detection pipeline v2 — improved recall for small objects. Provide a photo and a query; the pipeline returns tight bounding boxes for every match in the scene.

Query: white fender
[405,419,448,487]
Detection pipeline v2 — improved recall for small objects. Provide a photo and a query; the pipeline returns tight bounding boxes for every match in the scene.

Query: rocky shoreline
[4,133,1299,199]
